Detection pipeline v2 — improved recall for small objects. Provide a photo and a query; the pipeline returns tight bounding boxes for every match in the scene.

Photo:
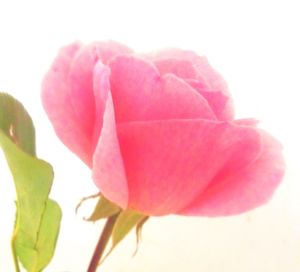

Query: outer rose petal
[109,55,216,123]
[179,131,284,216]
[116,119,261,215]
[68,41,132,139]
[234,118,260,127]
[92,93,128,208]
[92,61,111,149]
[147,49,234,120]
[41,42,94,166]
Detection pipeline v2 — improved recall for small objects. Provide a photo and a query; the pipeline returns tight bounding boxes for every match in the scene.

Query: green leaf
[86,195,121,222]
[33,199,62,270]
[0,93,61,272]
[0,93,35,156]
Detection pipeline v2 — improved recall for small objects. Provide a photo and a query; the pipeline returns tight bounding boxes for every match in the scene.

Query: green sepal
[133,216,149,255]
[86,195,121,222]
[100,210,148,264]
[112,210,146,246]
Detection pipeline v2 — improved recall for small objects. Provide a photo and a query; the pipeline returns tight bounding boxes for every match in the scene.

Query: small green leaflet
[0,93,61,272]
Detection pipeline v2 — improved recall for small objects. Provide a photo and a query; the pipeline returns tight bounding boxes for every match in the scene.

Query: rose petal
[159,74,217,120]
[187,79,232,121]
[153,58,200,79]
[148,49,234,120]
[109,55,216,123]
[151,59,232,120]
[92,61,111,149]
[234,118,260,127]
[41,42,94,166]
[92,92,128,208]
[148,48,228,93]
[67,41,132,139]
[179,131,284,216]
[116,119,261,215]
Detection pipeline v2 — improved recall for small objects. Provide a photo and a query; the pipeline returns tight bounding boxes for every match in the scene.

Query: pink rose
[42,41,284,216]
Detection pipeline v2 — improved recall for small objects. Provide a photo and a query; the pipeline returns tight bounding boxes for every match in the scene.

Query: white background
[0,0,299,271]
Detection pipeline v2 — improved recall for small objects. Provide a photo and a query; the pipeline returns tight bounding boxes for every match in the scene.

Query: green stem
[11,233,20,272]
[87,214,119,272]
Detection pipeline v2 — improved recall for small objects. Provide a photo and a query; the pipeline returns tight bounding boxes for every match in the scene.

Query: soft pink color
[42,41,285,216]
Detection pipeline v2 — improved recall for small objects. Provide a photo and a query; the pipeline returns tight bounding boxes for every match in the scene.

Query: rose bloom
[42,41,284,216]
